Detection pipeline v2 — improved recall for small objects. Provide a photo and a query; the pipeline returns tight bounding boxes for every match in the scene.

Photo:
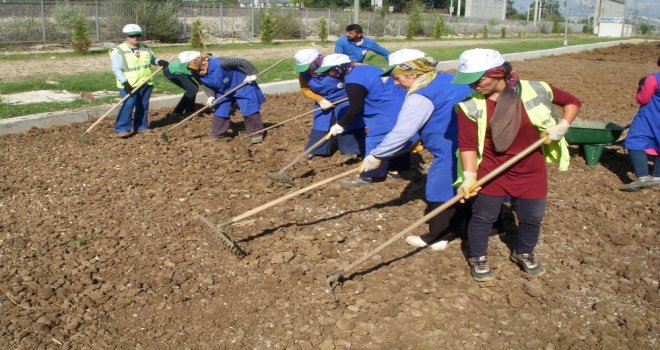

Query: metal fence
[0,1,585,45]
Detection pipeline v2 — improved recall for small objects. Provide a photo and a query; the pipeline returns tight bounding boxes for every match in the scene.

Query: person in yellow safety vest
[451,48,581,282]
[109,24,169,138]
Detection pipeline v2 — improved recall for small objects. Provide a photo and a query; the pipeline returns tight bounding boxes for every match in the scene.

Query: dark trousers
[629,149,660,178]
[468,194,546,257]
[420,201,469,243]
[163,70,199,115]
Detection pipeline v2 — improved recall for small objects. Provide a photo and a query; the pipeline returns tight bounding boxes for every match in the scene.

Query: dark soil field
[1,43,658,349]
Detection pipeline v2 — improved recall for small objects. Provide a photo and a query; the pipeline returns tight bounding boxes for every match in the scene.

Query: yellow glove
[411,141,425,154]
[459,171,481,203]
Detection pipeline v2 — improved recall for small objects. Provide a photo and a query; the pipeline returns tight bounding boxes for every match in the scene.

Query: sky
[513,0,660,21]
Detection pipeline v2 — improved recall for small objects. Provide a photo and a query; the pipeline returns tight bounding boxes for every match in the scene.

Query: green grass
[0,36,629,119]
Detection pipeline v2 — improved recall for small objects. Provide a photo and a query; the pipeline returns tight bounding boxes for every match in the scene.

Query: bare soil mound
[0,43,658,349]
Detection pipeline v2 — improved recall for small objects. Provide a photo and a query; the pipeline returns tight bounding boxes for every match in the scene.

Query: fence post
[95,0,100,42]
[366,11,370,35]
[183,6,188,40]
[251,5,254,38]
[328,9,331,37]
[40,0,46,44]
[304,7,308,38]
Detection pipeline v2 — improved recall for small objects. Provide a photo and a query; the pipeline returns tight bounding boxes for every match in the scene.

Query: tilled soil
[1,43,658,350]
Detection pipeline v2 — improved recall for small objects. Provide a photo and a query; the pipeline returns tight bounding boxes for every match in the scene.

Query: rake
[160,57,287,142]
[76,57,175,144]
[266,132,333,186]
[324,136,549,304]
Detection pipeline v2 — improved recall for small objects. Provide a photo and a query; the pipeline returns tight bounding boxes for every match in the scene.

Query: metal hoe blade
[160,132,171,142]
[325,270,344,304]
[266,171,294,186]
[197,214,247,258]
[237,131,253,157]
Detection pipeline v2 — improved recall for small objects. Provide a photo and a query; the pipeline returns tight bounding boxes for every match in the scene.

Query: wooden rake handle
[275,132,332,175]
[337,136,549,276]
[163,57,288,135]
[241,97,349,139]
[83,56,176,134]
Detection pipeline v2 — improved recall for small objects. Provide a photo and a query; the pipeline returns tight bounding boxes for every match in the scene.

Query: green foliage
[406,0,424,39]
[133,0,181,43]
[500,27,506,38]
[54,5,84,32]
[260,12,276,43]
[552,20,560,34]
[433,17,448,39]
[71,14,92,53]
[190,19,205,49]
[272,11,304,39]
[318,16,328,42]
[638,23,651,35]
[482,25,488,39]
[540,24,549,34]
[582,24,593,34]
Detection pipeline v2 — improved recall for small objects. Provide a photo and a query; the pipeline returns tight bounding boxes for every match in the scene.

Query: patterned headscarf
[188,53,210,76]
[485,62,522,153]
[390,57,438,95]
[309,54,324,76]
[483,62,519,90]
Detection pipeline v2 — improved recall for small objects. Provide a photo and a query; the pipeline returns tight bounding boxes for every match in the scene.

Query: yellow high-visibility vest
[110,42,154,89]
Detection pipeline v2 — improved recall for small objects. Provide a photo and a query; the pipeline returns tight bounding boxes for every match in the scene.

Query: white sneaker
[429,240,449,251]
[405,235,428,248]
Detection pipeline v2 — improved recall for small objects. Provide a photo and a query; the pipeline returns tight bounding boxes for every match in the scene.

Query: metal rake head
[76,132,93,145]
[236,131,253,157]
[266,171,294,187]
[160,132,171,142]
[324,270,345,304]
[196,215,247,259]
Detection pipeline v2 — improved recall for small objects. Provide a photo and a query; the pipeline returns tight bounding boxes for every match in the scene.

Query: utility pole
[354,0,359,23]
[563,0,568,46]
[533,0,539,25]
[449,0,454,17]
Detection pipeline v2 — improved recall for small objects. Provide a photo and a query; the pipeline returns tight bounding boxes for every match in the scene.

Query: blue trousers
[115,85,153,133]
[468,194,546,257]
[629,149,660,178]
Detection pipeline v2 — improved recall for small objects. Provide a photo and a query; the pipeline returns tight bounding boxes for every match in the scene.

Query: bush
[582,24,593,34]
[433,17,448,39]
[71,14,92,53]
[500,27,506,38]
[638,23,651,35]
[482,25,488,38]
[272,11,304,39]
[190,19,205,49]
[318,16,328,42]
[406,0,423,39]
[260,12,276,43]
[134,1,181,43]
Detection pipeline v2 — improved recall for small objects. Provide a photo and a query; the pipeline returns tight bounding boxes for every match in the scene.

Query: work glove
[411,140,424,154]
[157,59,169,68]
[638,77,646,92]
[459,171,481,203]
[359,154,382,173]
[329,124,345,136]
[122,81,133,94]
[318,99,334,110]
[546,119,570,142]
[243,75,257,84]
[206,96,216,109]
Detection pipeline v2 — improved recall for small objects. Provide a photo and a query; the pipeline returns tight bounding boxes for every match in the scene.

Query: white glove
[359,154,382,173]
[547,119,570,141]
[206,96,215,108]
[459,171,480,203]
[329,124,344,136]
[243,75,257,84]
[318,99,334,110]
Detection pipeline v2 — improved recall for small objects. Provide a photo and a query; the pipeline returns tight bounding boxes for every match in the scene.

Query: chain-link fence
[0,1,585,45]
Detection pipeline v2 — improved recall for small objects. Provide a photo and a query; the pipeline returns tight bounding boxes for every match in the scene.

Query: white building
[463,0,507,20]
[593,0,631,37]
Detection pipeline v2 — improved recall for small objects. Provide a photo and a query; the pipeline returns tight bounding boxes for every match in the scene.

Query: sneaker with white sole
[510,250,545,277]
[620,176,656,191]
[405,235,449,251]
[468,256,494,282]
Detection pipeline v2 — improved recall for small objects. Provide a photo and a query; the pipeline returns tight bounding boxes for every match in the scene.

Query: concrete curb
[0,39,650,136]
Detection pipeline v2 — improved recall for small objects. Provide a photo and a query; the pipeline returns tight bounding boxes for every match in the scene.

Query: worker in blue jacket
[294,49,365,158]
[334,24,390,64]
[360,49,473,250]
[180,51,266,143]
[315,53,411,188]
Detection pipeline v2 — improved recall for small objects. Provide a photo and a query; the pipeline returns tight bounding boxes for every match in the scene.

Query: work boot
[510,250,545,277]
[619,176,659,191]
[468,256,494,282]
[115,131,132,138]
[166,111,183,120]
[210,117,230,140]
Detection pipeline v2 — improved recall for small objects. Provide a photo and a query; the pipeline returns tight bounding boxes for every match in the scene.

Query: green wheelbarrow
[564,120,626,167]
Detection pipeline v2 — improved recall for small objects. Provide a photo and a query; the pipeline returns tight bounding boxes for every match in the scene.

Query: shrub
[433,17,448,39]
[260,12,276,43]
[552,20,560,33]
[482,25,488,38]
[319,16,328,42]
[190,19,205,49]
[501,27,506,38]
[272,11,303,39]
[406,0,423,39]
[71,14,92,53]
[134,0,181,43]
[638,23,651,35]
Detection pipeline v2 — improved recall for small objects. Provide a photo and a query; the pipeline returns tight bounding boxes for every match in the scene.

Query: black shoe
[468,256,494,282]
[510,250,545,277]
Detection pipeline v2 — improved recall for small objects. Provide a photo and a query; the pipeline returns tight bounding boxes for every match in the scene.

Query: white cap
[382,48,427,74]
[314,53,351,73]
[452,48,505,84]
[179,51,201,64]
[294,49,320,73]
[122,24,143,36]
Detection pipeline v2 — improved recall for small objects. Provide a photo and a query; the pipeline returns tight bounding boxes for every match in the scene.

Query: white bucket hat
[179,51,201,64]
[451,48,505,84]
[314,53,351,74]
[381,48,427,75]
[294,49,321,73]
[122,24,143,36]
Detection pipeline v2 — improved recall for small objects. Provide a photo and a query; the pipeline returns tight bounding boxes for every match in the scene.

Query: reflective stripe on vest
[111,43,154,89]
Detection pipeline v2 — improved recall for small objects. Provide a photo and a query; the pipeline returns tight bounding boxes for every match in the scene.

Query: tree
[406,0,423,39]
[71,14,91,53]
[260,12,276,44]
[319,16,328,42]
[433,17,448,39]
[190,19,206,50]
